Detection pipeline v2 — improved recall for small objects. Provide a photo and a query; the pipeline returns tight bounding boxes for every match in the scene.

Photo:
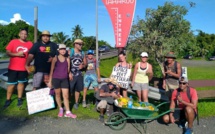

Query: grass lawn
[188,67,215,80]
[196,86,215,91]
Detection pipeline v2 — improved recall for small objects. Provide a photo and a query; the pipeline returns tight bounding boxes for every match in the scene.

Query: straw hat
[105,77,121,87]
[73,39,84,44]
[41,30,52,36]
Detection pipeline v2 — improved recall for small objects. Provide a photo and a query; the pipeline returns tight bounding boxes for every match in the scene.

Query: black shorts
[7,69,28,85]
[173,108,197,121]
[69,75,83,93]
[52,78,69,89]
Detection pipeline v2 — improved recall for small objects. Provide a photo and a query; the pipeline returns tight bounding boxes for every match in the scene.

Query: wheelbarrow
[105,101,174,133]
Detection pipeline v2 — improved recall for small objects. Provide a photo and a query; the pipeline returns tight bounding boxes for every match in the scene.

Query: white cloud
[0,20,9,25]
[10,13,30,24]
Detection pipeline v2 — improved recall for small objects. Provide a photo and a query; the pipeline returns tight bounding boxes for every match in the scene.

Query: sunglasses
[179,82,187,85]
[141,56,148,58]
[76,43,83,46]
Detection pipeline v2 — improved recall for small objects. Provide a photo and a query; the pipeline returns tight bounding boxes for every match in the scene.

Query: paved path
[189,80,215,88]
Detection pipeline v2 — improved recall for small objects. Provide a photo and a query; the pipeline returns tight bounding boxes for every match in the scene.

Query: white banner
[26,87,55,115]
[110,66,131,88]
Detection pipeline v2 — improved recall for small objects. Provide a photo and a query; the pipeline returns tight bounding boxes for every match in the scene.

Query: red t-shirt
[171,87,198,111]
[6,39,33,71]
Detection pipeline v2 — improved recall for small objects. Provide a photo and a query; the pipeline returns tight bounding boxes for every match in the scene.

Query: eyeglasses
[179,82,187,85]
[76,43,83,46]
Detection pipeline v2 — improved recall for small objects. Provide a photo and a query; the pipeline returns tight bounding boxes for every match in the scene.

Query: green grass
[196,86,215,91]
[198,98,215,117]
[188,66,215,80]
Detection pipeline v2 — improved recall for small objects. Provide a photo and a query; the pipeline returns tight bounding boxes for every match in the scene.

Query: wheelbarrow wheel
[107,112,127,130]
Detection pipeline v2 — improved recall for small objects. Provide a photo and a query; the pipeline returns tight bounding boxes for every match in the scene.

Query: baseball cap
[140,52,148,57]
[179,76,188,83]
[87,50,94,55]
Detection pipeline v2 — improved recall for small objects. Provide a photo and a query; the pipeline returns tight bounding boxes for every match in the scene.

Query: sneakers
[58,108,64,117]
[82,101,87,108]
[73,103,79,109]
[64,112,77,119]
[3,99,11,108]
[17,98,23,107]
[178,120,187,128]
[99,115,104,123]
[184,128,194,134]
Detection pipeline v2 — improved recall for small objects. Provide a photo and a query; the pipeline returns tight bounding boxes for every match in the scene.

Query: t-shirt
[85,58,99,75]
[100,84,118,94]
[70,52,84,76]
[171,87,198,111]
[6,39,33,71]
[29,41,58,73]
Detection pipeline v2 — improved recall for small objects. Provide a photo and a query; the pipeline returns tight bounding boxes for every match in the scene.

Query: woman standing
[115,51,132,98]
[48,44,76,118]
[132,52,153,104]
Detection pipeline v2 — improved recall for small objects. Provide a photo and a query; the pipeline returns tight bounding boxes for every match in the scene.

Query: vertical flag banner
[102,0,136,48]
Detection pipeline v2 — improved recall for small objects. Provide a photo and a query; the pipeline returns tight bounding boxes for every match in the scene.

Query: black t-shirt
[29,41,58,73]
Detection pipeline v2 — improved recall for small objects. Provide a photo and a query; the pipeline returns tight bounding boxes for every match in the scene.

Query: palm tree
[52,32,71,47]
[71,25,83,39]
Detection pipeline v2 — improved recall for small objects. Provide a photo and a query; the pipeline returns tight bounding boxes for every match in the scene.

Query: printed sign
[26,87,55,115]
[111,66,131,88]
[102,0,136,48]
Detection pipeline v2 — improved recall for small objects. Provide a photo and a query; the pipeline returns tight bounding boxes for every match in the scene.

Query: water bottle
[127,96,133,108]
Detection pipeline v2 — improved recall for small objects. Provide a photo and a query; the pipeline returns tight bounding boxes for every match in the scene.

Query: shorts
[84,74,98,88]
[7,69,28,85]
[33,72,48,88]
[97,100,107,111]
[173,108,197,121]
[133,82,149,90]
[52,78,69,89]
[69,74,83,93]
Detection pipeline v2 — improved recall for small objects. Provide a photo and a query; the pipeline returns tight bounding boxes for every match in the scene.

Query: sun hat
[165,52,176,59]
[179,76,188,83]
[41,30,52,36]
[140,52,148,57]
[87,50,94,55]
[57,44,66,50]
[105,77,121,87]
[74,39,84,44]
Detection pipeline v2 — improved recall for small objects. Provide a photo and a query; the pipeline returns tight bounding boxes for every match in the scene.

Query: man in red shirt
[4,29,33,108]
[163,76,198,134]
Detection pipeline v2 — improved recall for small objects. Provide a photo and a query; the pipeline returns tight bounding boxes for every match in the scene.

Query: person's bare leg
[55,89,62,108]
[62,88,70,111]
[17,83,24,99]
[83,87,87,102]
[185,106,195,128]
[75,91,80,104]
[122,89,127,98]
[136,90,142,102]
[6,84,15,100]
[142,89,149,102]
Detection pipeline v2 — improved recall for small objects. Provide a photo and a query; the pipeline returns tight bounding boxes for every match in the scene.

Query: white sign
[182,67,188,78]
[26,87,55,115]
[110,66,131,88]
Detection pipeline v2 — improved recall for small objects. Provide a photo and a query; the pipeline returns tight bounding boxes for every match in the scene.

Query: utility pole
[34,6,38,43]
[96,0,99,63]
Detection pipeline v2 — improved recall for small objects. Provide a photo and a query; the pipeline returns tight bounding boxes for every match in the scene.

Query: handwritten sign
[111,66,131,88]
[26,87,55,115]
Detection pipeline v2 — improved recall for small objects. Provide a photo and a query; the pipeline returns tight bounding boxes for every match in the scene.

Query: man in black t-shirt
[25,30,58,90]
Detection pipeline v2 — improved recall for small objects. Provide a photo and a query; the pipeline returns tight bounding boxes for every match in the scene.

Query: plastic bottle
[127,96,133,108]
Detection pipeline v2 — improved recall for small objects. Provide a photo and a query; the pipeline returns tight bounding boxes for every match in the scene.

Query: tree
[52,32,71,47]
[71,25,83,40]
[128,2,194,77]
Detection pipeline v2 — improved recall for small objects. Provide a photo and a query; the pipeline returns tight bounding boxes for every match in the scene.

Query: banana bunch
[117,97,129,107]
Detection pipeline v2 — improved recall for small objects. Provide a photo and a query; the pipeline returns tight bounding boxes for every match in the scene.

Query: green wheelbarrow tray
[105,101,178,132]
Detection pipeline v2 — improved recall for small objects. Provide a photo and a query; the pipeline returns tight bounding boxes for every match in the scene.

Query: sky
[0,0,215,47]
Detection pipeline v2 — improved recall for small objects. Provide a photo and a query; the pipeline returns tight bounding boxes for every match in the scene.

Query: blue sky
[0,0,215,47]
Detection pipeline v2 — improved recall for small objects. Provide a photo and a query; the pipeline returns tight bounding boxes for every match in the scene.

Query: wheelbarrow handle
[155,101,170,108]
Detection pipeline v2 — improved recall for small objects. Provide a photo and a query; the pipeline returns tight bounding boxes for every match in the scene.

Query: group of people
[3,29,198,134]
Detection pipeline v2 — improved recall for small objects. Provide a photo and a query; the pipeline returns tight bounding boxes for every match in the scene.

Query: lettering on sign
[111,66,131,88]
[26,88,55,115]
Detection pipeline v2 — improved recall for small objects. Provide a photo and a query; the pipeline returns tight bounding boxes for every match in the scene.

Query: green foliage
[52,32,71,47]
[71,24,83,40]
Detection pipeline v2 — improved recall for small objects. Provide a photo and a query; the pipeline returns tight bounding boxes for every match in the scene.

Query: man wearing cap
[69,39,87,109]
[163,52,182,99]
[25,30,58,90]
[95,78,119,123]
[163,77,198,134]
[3,29,33,108]
[82,49,101,108]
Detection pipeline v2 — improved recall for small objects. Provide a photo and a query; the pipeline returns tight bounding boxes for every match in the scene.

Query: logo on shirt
[16,46,28,52]
[39,46,51,53]
[72,57,82,68]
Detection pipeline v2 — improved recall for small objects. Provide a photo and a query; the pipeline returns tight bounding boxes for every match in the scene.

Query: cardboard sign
[102,0,136,48]
[26,88,55,115]
[111,66,131,88]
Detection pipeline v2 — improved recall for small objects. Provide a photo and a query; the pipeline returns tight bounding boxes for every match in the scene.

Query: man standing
[163,77,198,134]
[82,49,101,107]
[4,29,33,108]
[163,52,182,99]
[69,39,86,109]
[25,30,58,90]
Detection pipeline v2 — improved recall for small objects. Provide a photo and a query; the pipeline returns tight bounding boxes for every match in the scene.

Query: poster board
[26,87,55,115]
[110,66,131,88]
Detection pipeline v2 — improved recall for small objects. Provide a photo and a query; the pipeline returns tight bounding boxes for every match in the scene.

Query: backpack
[164,61,182,77]
[70,48,85,58]
[176,87,199,125]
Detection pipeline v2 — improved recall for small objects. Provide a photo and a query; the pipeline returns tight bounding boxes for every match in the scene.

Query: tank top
[134,62,149,83]
[164,61,179,87]
[118,62,129,68]
[53,57,68,79]
[70,52,84,76]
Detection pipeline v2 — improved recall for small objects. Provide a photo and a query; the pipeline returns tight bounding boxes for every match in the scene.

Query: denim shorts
[84,74,98,88]
[133,82,149,90]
